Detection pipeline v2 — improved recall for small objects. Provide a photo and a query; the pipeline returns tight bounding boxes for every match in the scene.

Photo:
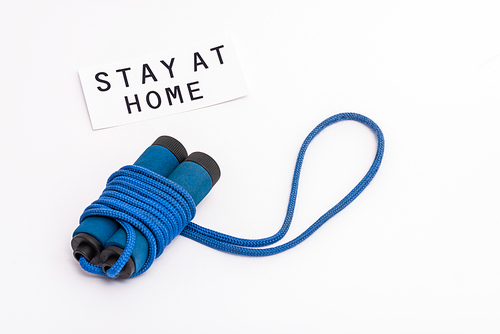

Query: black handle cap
[99,246,136,279]
[186,151,221,186]
[152,136,188,163]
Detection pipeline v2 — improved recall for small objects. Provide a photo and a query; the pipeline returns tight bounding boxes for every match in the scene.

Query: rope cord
[181,112,385,255]
[78,112,384,277]
[79,167,197,278]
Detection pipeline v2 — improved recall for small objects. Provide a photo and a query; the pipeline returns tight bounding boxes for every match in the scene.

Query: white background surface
[1,1,499,333]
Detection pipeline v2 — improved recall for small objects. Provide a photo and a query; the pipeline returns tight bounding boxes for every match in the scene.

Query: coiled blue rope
[79,167,197,277]
[79,112,384,276]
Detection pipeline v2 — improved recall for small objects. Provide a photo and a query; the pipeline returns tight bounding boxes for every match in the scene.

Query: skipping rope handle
[71,136,221,278]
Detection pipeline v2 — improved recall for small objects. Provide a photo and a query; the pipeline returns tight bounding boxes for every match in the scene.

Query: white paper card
[79,34,247,129]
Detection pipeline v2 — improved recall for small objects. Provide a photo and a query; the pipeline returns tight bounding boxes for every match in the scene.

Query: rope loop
[181,112,385,256]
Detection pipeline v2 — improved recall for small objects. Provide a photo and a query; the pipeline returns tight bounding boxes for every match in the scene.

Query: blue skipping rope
[78,112,385,277]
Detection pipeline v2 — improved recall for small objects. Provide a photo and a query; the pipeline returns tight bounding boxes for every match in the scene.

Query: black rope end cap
[99,246,135,279]
[71,233,103,265]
